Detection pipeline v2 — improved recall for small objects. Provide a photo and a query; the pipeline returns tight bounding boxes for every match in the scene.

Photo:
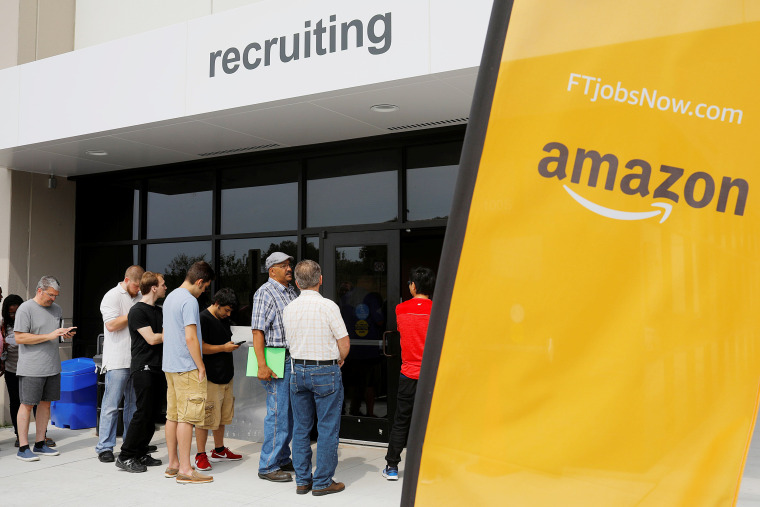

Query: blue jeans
[95,368,136,454]
[259,358,293,474]
[290,363,344,489]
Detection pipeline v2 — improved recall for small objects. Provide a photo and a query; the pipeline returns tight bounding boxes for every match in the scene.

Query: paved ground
[0,424,403,506]
[2,418,760,506]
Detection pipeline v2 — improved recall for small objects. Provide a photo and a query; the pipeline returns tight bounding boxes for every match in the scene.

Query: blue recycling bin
[51,357,97,429]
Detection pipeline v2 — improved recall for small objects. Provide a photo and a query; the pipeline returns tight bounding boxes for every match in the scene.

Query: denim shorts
[19,373,61,405]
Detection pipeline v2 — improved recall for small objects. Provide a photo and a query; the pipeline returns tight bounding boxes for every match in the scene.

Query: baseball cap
[265,252,295,270]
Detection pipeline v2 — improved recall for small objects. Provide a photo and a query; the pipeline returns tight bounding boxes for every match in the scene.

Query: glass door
[323,230,400,443]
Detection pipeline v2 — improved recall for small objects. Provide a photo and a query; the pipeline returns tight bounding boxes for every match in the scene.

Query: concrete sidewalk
[3,419,760,506]
[0,424,402,506]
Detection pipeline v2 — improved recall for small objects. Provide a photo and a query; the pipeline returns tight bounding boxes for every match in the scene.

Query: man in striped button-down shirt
[251,251,298,482]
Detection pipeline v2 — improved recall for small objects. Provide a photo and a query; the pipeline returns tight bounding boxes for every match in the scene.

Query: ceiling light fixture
[86,149,108,156]
[370,104,399,113]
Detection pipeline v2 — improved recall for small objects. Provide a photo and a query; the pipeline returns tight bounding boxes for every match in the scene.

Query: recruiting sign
[406,1,760,505]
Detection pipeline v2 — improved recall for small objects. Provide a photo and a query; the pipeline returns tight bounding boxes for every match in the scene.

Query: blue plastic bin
[51,357,97,429]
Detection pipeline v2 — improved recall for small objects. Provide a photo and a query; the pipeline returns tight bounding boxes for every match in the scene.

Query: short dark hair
[186,261,215,284]
[409,267,436,296]
[212,287,238,310]
[139,272,163,295]
[2,294,24,327]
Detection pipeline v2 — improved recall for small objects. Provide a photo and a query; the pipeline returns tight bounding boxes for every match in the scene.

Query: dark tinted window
[304,236,319,262]
[76,180,140,243]
[146,241,213,307]
[406,142,461,221]
[219,236,297,326]
[146,173,213,239]
[307,150,399,227]
[221,162,299,234]
[75,245,138,357]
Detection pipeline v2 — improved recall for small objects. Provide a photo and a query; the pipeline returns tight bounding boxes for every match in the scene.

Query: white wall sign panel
[430,0,493,73]
[18,24,188,146]
[186,0,429,115]
[75,0,211,50]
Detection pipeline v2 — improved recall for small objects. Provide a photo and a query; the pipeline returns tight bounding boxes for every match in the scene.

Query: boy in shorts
[162,261,215,484]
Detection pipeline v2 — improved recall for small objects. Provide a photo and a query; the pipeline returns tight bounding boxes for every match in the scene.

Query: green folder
[246,347,286,379]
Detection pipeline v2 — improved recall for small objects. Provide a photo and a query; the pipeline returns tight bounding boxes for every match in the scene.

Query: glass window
[219,236,297,326]
[146,173,213,239]
[406,141,462,221]
[75,180,140,243]
[221,162,299,234]
[307,150,399,227]
[304,236,319,262]
[75,245,138,357]
[146,241,213,307]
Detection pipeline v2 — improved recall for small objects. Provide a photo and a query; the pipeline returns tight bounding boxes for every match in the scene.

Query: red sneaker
[209,447,243,462]
[195,452,212,471]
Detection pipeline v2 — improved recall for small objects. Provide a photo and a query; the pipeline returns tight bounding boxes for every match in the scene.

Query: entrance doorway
[322,228,445,443]
[323,231,400,442]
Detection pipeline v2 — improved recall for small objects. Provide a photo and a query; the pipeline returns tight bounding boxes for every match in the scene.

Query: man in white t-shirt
[95,265,144,463]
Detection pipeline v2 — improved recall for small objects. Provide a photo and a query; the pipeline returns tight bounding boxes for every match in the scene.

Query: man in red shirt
[382,267,436,481]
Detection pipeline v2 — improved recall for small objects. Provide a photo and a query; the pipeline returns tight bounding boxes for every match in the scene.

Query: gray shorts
[19,374,61,405]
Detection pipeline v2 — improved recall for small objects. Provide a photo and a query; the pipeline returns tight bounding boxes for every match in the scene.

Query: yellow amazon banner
[410,1,760,505]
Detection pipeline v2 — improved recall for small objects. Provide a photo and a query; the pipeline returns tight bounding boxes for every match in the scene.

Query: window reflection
[146,241,213,307]
[219,236,297,326]
[406,165,458,221]
[305,236,319,262]
[147,173,213,239]
[406,141,461,221]
[307,150,399,227]
[221,162,299,234]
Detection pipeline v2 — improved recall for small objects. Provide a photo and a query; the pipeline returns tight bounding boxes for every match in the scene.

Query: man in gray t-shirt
[13,276,76,462]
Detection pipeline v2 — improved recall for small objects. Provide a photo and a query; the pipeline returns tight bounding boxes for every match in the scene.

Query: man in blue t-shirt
[162,261,215,485]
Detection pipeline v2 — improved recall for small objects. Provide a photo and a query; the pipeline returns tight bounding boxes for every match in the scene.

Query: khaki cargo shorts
[197,379,235,430]
[165,370,207,425]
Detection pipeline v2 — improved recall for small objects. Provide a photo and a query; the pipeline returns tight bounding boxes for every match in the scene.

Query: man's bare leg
[17,404,33,447]
[177,421,194,476]
[212,426,225,449]
[196,427,208,454]
[165,419,179,470]
[35,402,51,443]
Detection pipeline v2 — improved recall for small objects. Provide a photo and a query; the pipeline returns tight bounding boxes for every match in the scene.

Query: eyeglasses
[43,291,59,299]
[274,263,292,270]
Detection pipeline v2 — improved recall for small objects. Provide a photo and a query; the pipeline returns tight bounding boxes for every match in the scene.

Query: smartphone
[234,340,247,346]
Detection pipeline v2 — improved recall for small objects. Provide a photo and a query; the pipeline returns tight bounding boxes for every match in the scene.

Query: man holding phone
[194,288,243,471]
[14,276,76,461]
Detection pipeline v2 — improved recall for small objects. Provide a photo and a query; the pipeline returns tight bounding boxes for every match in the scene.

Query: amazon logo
[538,141,749,221]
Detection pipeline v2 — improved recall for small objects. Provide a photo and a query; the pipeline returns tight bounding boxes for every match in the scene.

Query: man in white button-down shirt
[284,260,350,497]
[95,265,143,463]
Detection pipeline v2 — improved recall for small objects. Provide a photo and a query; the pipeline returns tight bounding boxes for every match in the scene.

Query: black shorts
[19,374,61,405]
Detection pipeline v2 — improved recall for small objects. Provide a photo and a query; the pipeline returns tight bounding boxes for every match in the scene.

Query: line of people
[0,254,435,497]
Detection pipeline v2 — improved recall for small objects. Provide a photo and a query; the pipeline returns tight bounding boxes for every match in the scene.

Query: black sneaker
[147,445,158,453]
[98,450,115,463]
[137,454,162,467]
[116,456,148,473]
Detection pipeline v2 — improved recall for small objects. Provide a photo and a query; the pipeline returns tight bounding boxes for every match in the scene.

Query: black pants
[4,370,20,436]
[119,369,163,460]
[385,374,418,467]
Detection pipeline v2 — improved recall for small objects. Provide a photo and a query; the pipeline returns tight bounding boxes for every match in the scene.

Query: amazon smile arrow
[563,185,673,223]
